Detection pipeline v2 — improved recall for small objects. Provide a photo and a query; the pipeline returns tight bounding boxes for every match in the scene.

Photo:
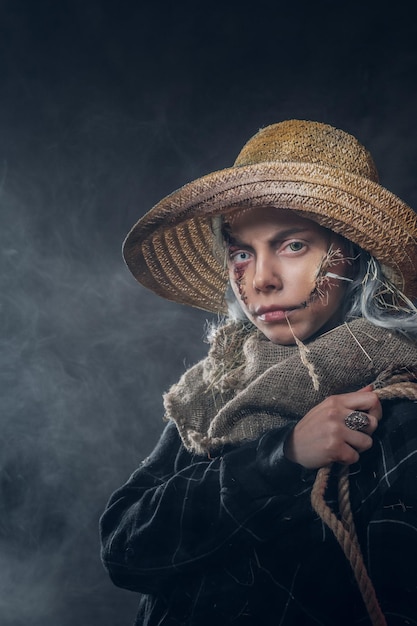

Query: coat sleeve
[99,419,316,594]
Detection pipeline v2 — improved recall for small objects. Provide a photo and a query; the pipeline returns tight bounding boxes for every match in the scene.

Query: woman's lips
[256,306,301,323]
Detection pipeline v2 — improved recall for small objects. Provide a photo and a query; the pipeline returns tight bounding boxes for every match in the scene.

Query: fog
[1,1,416,624]
[1,161,214,625]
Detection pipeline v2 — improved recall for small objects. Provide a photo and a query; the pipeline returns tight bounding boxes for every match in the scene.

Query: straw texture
[123,120,417,312]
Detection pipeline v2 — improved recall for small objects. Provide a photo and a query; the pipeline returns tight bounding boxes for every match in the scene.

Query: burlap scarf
[164,318,417,454]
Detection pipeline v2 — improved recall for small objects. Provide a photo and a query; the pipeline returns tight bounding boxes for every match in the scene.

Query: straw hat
[123,119,417,313]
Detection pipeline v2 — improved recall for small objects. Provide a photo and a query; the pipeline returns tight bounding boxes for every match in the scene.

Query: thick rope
[311,381,417,626]
[311,466,386,625]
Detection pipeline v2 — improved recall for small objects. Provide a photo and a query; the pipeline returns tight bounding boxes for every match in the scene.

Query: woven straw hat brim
[123,160,417,313]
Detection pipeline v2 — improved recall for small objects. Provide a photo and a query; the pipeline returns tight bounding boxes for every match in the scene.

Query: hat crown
[234,120,379,183]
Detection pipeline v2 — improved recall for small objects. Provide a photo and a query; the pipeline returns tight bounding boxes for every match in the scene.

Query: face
[225,207,351,345]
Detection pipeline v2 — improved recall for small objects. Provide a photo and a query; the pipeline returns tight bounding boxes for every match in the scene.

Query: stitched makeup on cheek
[306,246,352,306]
[234,265,248,304]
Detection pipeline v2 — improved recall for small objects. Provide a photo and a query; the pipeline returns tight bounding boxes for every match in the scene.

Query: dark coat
[100,399,417,625]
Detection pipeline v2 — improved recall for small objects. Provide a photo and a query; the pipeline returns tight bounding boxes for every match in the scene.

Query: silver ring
[344,411,369,431]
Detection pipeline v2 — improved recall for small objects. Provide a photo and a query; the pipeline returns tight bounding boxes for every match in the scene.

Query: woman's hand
[284,386,382,469]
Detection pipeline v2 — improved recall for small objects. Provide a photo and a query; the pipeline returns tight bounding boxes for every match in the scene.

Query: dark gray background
[1,1,416,624]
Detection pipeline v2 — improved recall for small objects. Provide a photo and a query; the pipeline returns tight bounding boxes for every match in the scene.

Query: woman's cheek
[233,265,248,305]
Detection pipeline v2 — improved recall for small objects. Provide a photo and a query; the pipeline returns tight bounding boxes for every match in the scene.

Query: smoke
[0,2,416,625]
[0,151,212,625]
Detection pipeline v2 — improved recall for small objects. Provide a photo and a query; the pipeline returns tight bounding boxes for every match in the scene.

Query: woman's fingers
[339,390,382,420]
[284,389,383,469]
[343,428,374,454]
[342,391,382,438]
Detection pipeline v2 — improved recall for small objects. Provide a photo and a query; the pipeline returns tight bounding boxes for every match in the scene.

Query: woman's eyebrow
[226,226,312,247]
[225,233,247,247]
[268,227,312,243]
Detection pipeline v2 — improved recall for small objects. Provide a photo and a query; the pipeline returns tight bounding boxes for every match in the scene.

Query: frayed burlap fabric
[123,120,417,312]
[164,318,417,453]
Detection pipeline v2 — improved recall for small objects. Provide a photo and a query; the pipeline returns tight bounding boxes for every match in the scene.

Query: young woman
[100,120,417,625]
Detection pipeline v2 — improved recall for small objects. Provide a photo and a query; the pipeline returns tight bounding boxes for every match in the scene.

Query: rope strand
[311,381,417,626]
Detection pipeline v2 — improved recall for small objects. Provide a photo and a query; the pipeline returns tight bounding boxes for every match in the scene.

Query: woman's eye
[230,250,251,263]
[288,241,304,252]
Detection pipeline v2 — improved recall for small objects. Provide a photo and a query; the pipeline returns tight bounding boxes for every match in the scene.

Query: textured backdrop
[1,1,416,624]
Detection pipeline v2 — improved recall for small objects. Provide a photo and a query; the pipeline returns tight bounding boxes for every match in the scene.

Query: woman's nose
[253,255,283,292]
